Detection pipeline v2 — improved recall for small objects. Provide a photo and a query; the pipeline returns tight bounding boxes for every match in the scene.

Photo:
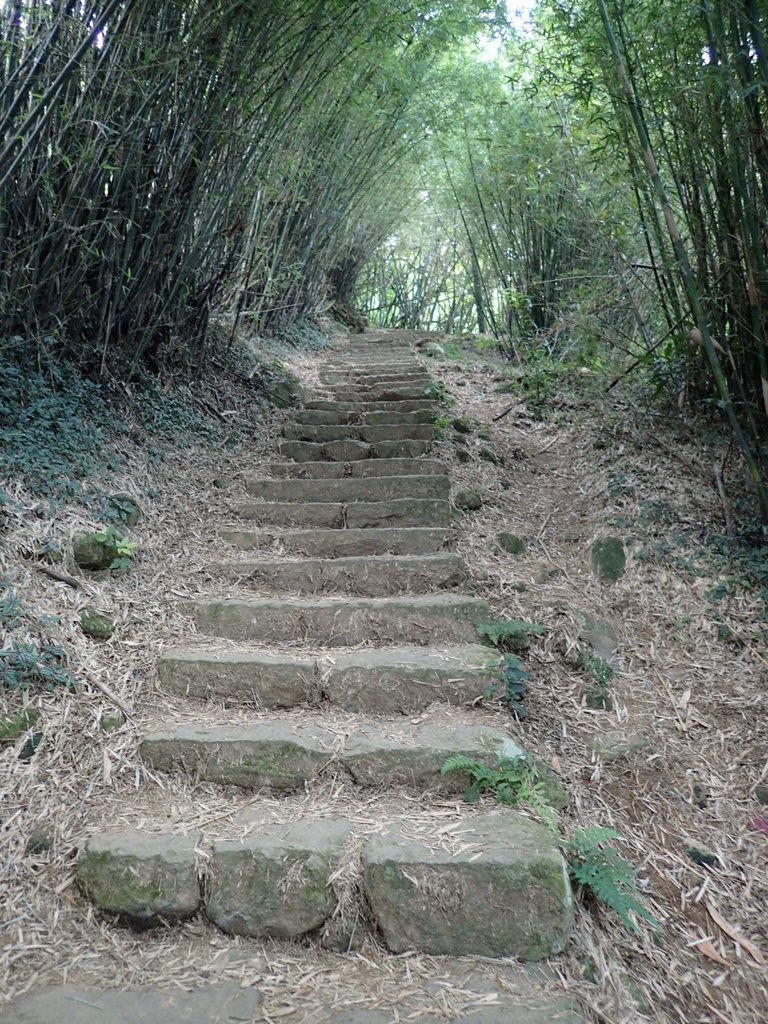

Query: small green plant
[578,650,614,686]
[487,654,531,719]
[441,754,558,832]
[0,639,75,692]
[477,618,548,653]
[0,590,24,629]
[425,380,454,407]
[94,525,138,571]
[566,827,659,934]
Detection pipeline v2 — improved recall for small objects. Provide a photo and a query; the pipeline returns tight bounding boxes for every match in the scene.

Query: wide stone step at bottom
[265,457,447,479]
[74,810,573,966]
[229,497,450,529]
[5,978,577,1024]
[186,593,490,644]
[221,526,453,557]
[205,552,466,595]
[280,438,434,462]
[244,473,449,502]
[158,642,499,711]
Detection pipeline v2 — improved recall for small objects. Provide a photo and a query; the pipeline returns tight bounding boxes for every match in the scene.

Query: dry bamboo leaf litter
[1,335,766,1024]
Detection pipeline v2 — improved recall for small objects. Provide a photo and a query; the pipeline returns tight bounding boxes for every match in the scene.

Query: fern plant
[477,618,548,654]
[442,754,558,832]
[487,654,531,719]
[566,827,659,934]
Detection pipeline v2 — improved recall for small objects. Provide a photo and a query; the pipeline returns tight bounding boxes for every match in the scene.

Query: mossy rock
[268,378,308,407]
[18,731,43,761]
[455,489,482,512]
[590,730,649,761]
[25,832,54,855]
[100,712,126,732]
[582,685,612,710]
[0,708,40,743]
[591,537,626,583]
[479,447,504,465]
[107,493,141,527]
[423,342,445,358]
[451,418,473,435]
[685,843,718,867]
[755,784,768,805]
[455,449,472,464]
[213,476,233,490]
[81,609,115,640]
[497,532,526,555]
[73,531,117,571]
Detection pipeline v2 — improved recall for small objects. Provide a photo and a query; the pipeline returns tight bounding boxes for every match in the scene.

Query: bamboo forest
[1,4,767,1024]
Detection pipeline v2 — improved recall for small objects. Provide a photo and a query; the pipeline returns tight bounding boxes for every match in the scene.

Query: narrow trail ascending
[7,331,577,1023]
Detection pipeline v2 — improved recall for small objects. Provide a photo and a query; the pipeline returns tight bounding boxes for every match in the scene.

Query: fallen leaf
[551,754,561,773]
[748,815,768,837]
[694,938,729,966]
[705,901,766,965]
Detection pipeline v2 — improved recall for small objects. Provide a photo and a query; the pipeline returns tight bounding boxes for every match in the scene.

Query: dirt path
[1,330,766,1023]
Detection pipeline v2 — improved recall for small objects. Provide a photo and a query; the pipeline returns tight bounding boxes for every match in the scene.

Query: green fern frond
[567,828,659,934]
[441,753,559,831]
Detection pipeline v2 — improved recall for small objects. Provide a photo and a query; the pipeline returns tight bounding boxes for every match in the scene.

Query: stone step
[231,498,450,528]
[280,438,433,462]
[266,458,447,478]
[326,386,432,402]
[305,399,435,412]
[294,408,434,425]
[158,642,498,711]
[362,811,573,959]
[186,594,490,644]
[205,552,465,595]
[282,423,436,443]
[221,526,452,557]
[6,973,578,1024]
[140,718,522,792]
[75,812,572,963]
[320,372,431,385]
[245,474,449,502]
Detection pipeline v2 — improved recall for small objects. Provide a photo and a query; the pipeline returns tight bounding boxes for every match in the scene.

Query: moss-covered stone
[206,819,351,938]
[100,712,125,732]
[73,531,117,570]
[80,609,115,640]
[591,537,626,583]
[77,831,201,924]
[25,832,54,855]
[497,532,526,555]
[455,489,482,512]
[451,417,473,434]
[212,476,233,490]
[755,784,768,805]
[478,447,504,465]
[582,685,612,710]
[0,708,40,743]
[590,730,649,761]
[363,811,573,959]
[685,843,718,867]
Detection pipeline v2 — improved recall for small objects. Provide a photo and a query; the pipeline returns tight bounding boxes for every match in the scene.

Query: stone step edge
[157,641,497,712]
[75,810,573,963]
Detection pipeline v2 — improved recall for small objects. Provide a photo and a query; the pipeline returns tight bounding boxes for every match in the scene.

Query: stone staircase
[69,332,577,1022]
